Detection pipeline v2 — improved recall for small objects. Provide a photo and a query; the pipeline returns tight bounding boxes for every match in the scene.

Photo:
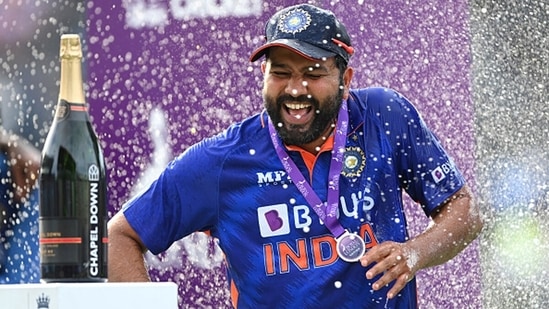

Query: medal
[336,230,366,263]
[270,100,368,263]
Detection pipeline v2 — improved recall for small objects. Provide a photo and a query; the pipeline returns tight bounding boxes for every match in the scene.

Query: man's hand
[360,241,416,299]
[360,186,483,299]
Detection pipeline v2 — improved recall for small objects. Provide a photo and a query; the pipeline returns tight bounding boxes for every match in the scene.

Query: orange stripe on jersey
[230,280,239,308]
[286,135,334,178]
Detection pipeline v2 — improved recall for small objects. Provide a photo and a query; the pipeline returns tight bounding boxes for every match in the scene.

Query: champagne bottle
[39,34,108,282]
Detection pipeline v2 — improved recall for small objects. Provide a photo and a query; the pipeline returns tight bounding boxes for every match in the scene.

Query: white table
[0,282,178,309]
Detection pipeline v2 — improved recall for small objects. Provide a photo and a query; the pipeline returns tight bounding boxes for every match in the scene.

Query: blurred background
[1,0,547,308]
[469,0,548,307]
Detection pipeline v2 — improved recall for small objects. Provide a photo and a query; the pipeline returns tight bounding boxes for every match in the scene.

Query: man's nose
[285,76,308,97]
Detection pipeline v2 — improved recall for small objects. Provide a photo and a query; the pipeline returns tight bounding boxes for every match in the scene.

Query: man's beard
[264,90,344,146]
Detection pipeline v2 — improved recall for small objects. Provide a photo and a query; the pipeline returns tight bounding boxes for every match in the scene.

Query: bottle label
[39,218,82,263]
[39,163,108,279]
[55,100,87,120]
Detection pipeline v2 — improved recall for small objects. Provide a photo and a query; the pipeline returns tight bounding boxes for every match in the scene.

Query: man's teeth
[285,103,309,110]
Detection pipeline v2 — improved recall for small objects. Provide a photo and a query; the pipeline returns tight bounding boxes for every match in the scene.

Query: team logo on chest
[342,146,366,178]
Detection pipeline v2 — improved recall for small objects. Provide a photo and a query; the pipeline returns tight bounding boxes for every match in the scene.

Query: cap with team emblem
[249,4,354,64]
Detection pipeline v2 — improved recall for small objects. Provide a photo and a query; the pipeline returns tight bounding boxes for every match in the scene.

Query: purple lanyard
[268,100,349,237]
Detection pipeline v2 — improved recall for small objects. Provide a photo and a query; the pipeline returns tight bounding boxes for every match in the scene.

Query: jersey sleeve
[122,135,224,254]
[364,88,466,216]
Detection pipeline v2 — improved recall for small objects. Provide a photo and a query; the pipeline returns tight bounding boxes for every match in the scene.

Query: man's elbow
[108,211,148,254]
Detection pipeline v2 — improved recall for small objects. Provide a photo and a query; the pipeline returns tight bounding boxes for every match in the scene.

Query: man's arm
[359,185,483,299]
[107,211,151,282]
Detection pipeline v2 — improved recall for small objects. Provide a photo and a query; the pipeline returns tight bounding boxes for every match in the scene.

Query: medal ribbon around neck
[267,99,349,238]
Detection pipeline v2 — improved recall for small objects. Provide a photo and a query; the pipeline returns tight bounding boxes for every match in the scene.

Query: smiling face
[262,47,353,150]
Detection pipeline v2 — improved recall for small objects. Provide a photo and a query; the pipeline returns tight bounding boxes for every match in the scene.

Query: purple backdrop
[87,0,480,307]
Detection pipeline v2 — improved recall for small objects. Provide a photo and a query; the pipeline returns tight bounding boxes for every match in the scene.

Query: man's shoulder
[217,112,265,143]
[349,87,418,118]
[197,112,266,154]
[349,87,410,108]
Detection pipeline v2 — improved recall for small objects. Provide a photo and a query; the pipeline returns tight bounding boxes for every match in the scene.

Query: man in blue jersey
[108,4,483,308]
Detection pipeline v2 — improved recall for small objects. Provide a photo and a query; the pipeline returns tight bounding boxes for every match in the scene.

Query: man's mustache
[276,95,319,107]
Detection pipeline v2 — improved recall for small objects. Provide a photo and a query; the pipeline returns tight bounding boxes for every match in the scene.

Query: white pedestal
[0,282,178,309]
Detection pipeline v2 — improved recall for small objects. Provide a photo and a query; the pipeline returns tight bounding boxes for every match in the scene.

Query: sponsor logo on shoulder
[431,162,454,183]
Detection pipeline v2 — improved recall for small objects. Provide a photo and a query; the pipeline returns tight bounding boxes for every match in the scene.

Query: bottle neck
[58,57,85,105]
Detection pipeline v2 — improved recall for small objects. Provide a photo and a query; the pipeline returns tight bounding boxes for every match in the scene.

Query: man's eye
[305,74,322,79]
[272,71,290,77]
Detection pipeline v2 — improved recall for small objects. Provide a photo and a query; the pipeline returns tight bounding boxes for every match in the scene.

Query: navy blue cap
[250,4,354,63]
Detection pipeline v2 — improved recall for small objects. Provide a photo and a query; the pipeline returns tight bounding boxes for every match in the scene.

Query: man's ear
[261,61,267,73]
[342,67,354,99]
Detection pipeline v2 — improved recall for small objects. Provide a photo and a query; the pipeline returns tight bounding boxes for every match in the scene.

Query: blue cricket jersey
[123,87,465,308]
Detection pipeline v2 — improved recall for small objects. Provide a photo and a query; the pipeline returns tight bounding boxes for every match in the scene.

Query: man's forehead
[267,47,336,69]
